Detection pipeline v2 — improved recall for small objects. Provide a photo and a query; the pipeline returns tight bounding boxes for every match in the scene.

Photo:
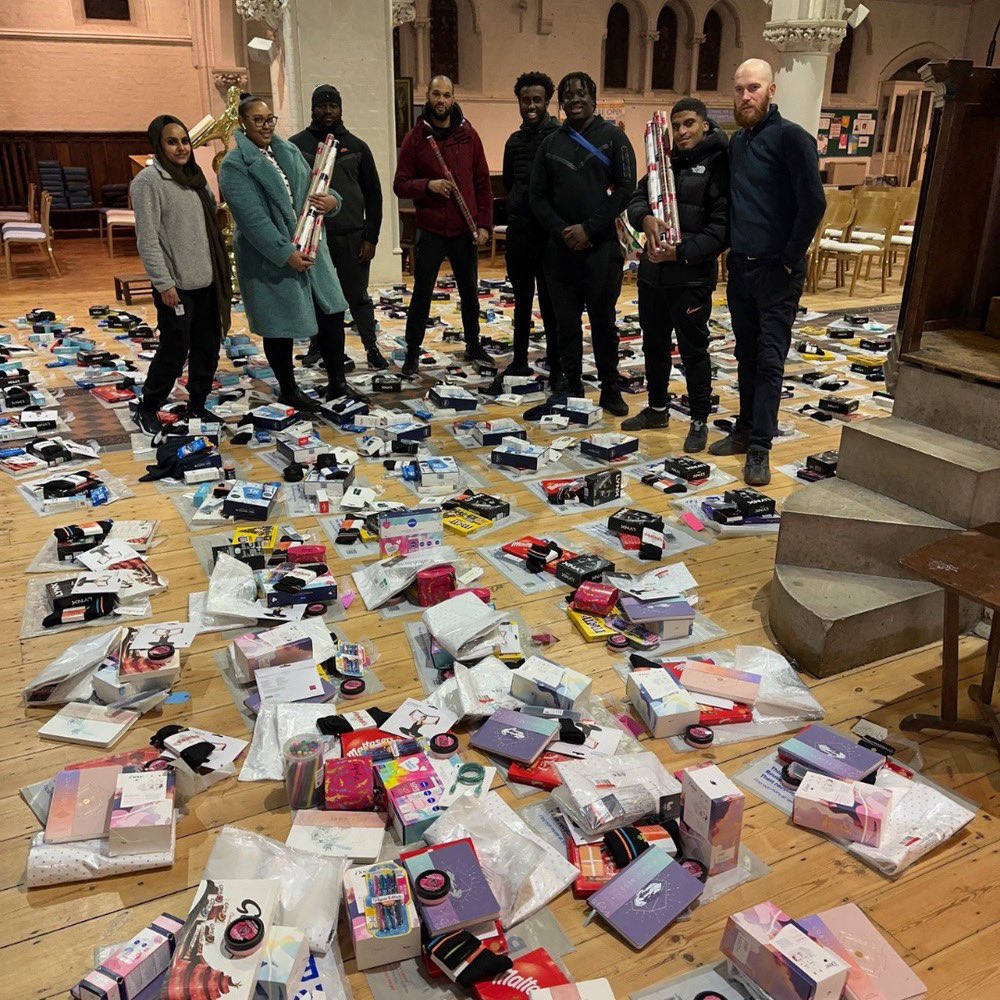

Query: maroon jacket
[393,104,493,238]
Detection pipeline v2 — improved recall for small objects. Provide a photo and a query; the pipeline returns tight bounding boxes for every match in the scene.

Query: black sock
[316,707,392,736]
[426,930,512,986]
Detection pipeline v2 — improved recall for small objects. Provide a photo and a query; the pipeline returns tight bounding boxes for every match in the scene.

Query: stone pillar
[642,31,659,95]
[688,33,705,94]
[413,16,430,90]
[259,0,403,284]
[764,0,845,134]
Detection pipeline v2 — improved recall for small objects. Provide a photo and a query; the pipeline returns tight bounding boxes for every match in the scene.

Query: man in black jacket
[623,98,728,453]
[289,85,388,371]
[530,71,637,416]
[711,58,826,485]
[500,71,561,389]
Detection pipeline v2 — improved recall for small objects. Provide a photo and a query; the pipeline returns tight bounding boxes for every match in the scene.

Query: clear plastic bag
[427,657,520,721]
[22,626,121,706]
[203,825,349,954]
[206,552,260,618]
[424,792,577,928]
[351,546,461,610]
[240,703,339,783]
[421,591,504,659]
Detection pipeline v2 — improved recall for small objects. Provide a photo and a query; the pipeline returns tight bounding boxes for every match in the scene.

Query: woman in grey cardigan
[130,114,232,433]
[219,94,349,412]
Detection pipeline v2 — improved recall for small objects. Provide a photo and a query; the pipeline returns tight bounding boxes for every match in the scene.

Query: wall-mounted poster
[816,108,879,158]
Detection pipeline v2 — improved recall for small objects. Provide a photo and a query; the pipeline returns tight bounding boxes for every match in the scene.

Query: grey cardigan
[131,160,215,293]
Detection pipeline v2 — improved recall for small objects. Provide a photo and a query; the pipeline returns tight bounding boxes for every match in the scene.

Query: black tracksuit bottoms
[505,226,559,374]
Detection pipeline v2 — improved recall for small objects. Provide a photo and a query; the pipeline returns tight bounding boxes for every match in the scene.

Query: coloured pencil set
[424,130,478,239]
[281,733,324,809]
[363,863,411,937]
[643,110,681,245]
[292,133,339,261]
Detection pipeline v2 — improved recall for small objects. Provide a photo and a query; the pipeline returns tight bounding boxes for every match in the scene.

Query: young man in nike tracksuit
[623,98,729,453]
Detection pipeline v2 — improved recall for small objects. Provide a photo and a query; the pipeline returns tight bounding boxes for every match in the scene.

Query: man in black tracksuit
[623,98,728,453]
[530,71,637,416]
[289,84,388,371]
[712,59,825,485]
[500,71,561,389]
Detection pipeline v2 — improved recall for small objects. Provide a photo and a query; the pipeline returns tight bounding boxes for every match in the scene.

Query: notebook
[401,837,501,935]
[470,708,558,765]
[778,723,884,782]
[45,765,122,843]
[285,810,386,862]
[38,701,139,749]
[587,849,703,949]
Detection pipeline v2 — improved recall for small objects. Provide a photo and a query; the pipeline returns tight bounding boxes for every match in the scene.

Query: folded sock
[316,707,392,736]
[230,418,253,445]
[603,826,650,869]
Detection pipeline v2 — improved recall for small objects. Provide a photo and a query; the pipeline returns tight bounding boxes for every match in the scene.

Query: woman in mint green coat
[219,94,349,410]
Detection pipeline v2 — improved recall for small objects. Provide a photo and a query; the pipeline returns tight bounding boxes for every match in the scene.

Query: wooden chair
[888,185,920,283]
[814,188,857,289]
[818,189,899,296]
[4,191,60,279]
[490,225,507,264]
[0,182,37,225]
[106,208,136,258]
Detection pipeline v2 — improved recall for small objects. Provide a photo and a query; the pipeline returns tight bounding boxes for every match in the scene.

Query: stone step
[837,416,1000,527]
[893,363,1000,450]
[775,478,963,579]
[769,565,954,677]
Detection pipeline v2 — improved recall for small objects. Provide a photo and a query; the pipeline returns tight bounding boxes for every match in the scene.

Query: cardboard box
[375,752,446,843]
[553,398,603,425]
[491,438,549,471]
[792,773,896,848]
[554,554,614,588]
[222,480,280,521]
[320,397,369,426]
[108,770,175,857]
[567,605,619,643]
[679,661,761,706]
[627,668,701,738]
[579,432,640,462]
[679,761,744,875]
[254,925,310,1000]
[343,862,421,971]
[232,621,317,683]
[607,507,664,536]
[378,506,443,556]
[429,385,478,411]
[250,404,299,430]
[324,757,376,811]
[510,655,592,710]
[260,565,338,608]
[471,418,526,447]
[721,902,850,1000]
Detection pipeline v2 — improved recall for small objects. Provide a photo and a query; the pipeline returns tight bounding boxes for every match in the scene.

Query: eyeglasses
[250,115,278,128]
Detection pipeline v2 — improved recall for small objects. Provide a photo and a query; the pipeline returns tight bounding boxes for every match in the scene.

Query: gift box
[663,456,710,481]
[566,839,619,897]
[255,926,310,1000]
[251,404,299,430]
[275,429,326,465]
[471,418,527,447]
[679,761,743,875]
[320,397,369,426]
[792,773,896,848]
[430,385,478,411]
[572,581,618,617]
[117,634,181,692]
[627,668,700,738]
[417,456,462,493]
[343,862,421,971]
[324,757,376,810]
[553,397,603,425]
[222,480,280,521]
[579,432,639,462]
[678,661,761,705]
[232,621,316,683]
[510,655,592,710]
[607,507,664,537]
[375,751,445,843]
[721,902,850,1000]
[376,420,432,443]
[807,450,839,476]
[491,438,549,471]
[378,506,443,556]
[553,554,614,588]
[261,565,338,608]
[460,492,510,522]
[108,770,175,857]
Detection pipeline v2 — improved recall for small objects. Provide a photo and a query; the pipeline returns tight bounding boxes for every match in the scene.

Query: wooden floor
[2,239,998,999]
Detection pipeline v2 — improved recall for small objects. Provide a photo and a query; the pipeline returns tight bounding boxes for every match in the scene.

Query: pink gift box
[679,761,744,875]
[792,773,896,848]
[323,757,375,811]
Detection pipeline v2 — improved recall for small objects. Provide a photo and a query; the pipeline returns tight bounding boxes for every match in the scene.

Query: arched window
[831,26,854,94]
[429,0,459,85]
[604,3,631,90]
[697,9,722,92]
[651,6,678,91]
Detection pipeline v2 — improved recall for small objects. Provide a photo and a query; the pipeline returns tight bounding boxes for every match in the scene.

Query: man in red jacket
[394,75,493,376]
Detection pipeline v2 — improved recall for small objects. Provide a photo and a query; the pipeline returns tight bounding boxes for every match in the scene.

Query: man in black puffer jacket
[623,98,729,452]
[500,71,561,388]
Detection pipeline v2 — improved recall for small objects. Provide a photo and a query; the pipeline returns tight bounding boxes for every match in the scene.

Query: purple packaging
[778,724,884,782]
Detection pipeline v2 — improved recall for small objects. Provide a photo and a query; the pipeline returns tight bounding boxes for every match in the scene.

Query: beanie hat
[311,84,342,109]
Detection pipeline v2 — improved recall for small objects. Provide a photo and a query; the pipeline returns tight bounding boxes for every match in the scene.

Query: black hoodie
[288,120,384,244]
[502,111,559,235]
[626,122,729,289]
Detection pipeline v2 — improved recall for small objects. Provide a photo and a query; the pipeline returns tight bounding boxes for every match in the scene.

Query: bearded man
[710,58,825,486]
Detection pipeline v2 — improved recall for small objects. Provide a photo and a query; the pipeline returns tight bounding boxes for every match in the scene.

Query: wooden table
[114,272,152,305]
[899,524,1000,756]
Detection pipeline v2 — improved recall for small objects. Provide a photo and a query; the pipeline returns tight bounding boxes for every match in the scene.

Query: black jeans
[726,253,807,449]
[544,238,623,390]
[327,229,377,350]
[263,300,345,392]
[145,284,221,411]
[505,225,559,372]
[636,282,713,417]
[404,228,480,354]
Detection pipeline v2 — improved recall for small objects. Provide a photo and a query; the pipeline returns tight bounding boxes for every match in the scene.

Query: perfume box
[679,762,744,875]
[343,861,421,971]
[721,901,850,1000]
[579,432,640,462]
[108,770,176,857]
[254,925,310,1000]
[323,757,376,811]
[232,622,317,683]
[510,655,592,710]
[792,773,896,848]
[678,661,761,706]
[627,669,700,738]
[286,809,386,862]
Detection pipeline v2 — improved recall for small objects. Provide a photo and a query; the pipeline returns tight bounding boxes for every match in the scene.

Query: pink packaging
[323,757,375,811]
[412,565,456,606]
[792,773,896,848]
[680,761,744,875]
[679,661,761,705]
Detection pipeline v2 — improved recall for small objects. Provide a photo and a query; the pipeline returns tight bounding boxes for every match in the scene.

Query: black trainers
[744,446,771,486]
[324,380,351,402]
[708,430,750,456]
[401,356,419,378]
[300,339,321,367]
[366,348,390,371]
[599,388,629,417]
[277,387,321,413]
[343,356,356,374]
[502,362,533,378]
[684,419,709,453]
[463,342,493,365]
[549,371,567,394]
[621,407,668,431]
[132,404,161,435]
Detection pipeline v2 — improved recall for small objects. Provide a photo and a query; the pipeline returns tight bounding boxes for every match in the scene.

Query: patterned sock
[426,930,512,986]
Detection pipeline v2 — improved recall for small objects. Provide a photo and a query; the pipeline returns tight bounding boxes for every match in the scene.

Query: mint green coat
[219,130,348,338]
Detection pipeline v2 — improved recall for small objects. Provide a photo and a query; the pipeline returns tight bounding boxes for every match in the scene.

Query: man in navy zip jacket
[530,71,637,417]
[711,58,825,485]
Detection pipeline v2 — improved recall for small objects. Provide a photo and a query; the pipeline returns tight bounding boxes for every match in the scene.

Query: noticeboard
[817,108,878,158]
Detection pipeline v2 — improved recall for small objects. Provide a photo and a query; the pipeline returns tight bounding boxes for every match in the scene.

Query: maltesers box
[232,621,317,683]
[443,509,493,535]
[108,770,175,857]
[429,385,478,411]
[792,772,896,848]
[343,861,421,971]
[567,605,619,643]
[324,756,376,811]
[471,418,526,447]
[491,438,549,471]
[627,668,700,738]
[721,901,850,1000]
[375,751,446,843]
[222,480,280,521]
[679,761,744,875]
[510,654,592,710]
[73,912,184,1000]
[579,432,640,462]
